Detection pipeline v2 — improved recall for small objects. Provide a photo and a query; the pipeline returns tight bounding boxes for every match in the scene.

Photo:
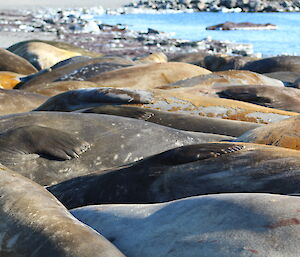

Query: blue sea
[97,12,300,56]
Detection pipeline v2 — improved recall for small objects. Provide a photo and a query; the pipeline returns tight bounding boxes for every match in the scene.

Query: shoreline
[0,7,257,59]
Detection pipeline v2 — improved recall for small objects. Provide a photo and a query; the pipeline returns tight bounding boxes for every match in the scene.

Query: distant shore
[0,0,132,9]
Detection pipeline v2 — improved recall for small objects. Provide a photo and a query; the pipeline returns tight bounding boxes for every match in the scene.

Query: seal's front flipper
[0,125,90,160]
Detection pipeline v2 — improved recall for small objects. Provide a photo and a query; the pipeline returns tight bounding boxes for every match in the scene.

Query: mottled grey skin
[217,84,300,112]
[48,143,300,209]
[0,165,125,257]
[0,89,48,115]
[0,112,231,186]
[16,57,134,90]
[82,105,261,137]
[242,55,300,73]
[72,193,300,257]
[0,48,37,75]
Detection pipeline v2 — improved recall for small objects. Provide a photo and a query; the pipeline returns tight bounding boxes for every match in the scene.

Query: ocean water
[97,12,300,56]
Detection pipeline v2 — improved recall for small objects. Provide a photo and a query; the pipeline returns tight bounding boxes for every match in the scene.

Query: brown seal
[34,87,298,124]
[0,48,37,75]
[87,62,211,89]
[10,41,82,70]
[0,89,48,115]
[235,115,300,150]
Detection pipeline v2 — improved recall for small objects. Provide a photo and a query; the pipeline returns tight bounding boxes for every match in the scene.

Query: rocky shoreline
[120,0,300,13]
[0,8,256,58]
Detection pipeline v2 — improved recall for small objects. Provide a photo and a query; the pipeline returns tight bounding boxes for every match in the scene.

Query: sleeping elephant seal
[0,89,48,115]
[0,164,124,257]
[87,62,211,89]
[241,55,300,73]
[26,81,99,97]
[10,42,82,70]
[15,56,135,91]
[159,70,284,89]
[0,48,37,75]
[34,87,298,124]
[81,105,261,137]
[216,84,300,112]
[235,115,300,150]
[33,87,261,136]
[72,193,300,257]
[7,39,103,58]
[0,112,231,186]
[48,142,300,209]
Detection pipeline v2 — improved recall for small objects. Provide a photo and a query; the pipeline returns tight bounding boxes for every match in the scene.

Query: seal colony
[0,7,300,257]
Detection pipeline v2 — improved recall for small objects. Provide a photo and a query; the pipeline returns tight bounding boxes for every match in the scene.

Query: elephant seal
[34,87,298,124]
[241,55,300,73]
[216,84,300,112]
[16,56,135,90]
[7,39,103,57]
[87,62,211,89]
[0,71,23,89]
[263,71,300,86]
[0,164,124,257]
[82,105,261,137]
[48,142,300,209]
[159,70,284,89]
[27,81,99,97]
[134,52,168,64]
[0,112,231,186]
[0,48,37,75]
[10,41,82,70]
[0,89,48,115]
[235,115,300,150]
[72,193,300,257]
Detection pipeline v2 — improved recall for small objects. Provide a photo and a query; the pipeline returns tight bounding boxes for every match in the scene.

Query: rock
[206,21,277,30]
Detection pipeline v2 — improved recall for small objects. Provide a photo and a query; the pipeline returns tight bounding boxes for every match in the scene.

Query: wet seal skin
[0,112,231,186]
[48,142,300,209]
[0,164,125,257]
[71,193,300,257]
